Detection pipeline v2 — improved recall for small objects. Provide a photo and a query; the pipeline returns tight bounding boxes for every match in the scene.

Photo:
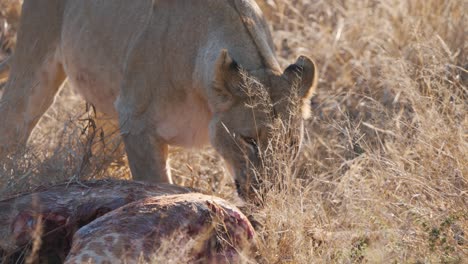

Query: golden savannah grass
[0,0,466,263]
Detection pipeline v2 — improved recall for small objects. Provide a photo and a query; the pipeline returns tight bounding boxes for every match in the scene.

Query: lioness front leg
[116,25,173,183]
[118,114,172,183]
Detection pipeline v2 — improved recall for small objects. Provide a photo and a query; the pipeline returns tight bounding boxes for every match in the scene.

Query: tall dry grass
[0,0,466,263]
[251,0,467,263]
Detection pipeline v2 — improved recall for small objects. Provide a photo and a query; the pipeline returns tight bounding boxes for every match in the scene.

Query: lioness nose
[235,178,262,204]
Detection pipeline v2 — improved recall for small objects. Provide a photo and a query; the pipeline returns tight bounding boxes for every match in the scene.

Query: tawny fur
[0,0,317,194]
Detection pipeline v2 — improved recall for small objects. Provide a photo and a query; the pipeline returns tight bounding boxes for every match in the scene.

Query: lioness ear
[283,56,318,119]
[284,56,318,101]
[211,49,241,112]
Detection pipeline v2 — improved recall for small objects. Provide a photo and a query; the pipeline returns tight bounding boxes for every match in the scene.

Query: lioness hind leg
[0,0,66,158]
[0,54,66,157]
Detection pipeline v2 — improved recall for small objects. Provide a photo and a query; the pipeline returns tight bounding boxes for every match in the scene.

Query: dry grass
[0,0,467,263]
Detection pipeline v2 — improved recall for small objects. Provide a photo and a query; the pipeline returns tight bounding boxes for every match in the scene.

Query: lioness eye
[241,136,259,155]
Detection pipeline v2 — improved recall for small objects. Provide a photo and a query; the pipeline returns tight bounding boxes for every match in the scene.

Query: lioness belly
[60,0,152,116]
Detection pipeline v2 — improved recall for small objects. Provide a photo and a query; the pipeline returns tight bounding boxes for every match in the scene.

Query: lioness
[0,0,317,197]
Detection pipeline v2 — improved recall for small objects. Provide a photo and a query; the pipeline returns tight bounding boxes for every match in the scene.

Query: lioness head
[208,49,317,200]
